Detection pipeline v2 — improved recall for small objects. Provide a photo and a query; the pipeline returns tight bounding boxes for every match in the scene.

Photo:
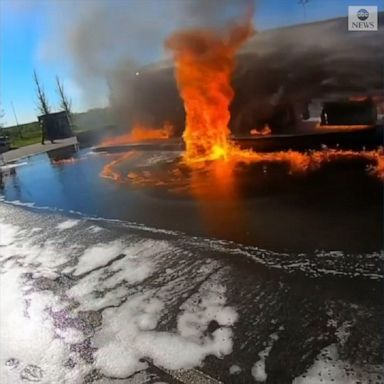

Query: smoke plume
[43,2,383,135]
[43,0,254,128]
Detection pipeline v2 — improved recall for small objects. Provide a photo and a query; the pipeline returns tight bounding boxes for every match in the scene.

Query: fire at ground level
[2,147,381,252]
[95,125,384,192]
[96,96,384,181]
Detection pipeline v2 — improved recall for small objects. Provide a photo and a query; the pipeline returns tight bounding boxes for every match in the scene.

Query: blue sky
[1,0,383,125]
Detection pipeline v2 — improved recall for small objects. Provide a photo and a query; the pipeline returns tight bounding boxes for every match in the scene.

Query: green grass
[11,135,42,148]
[1,121,42,148]
[1,107,116,148]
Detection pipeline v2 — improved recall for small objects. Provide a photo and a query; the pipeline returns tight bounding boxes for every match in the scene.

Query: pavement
[0,202,382,384]
[1,137,78,164]
[0,147,382,383]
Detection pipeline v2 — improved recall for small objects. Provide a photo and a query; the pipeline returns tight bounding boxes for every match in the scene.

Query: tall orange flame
[166,21,254,162]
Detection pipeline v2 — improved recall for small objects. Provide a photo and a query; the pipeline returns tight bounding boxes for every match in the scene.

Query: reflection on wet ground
[1,147,382,253]
[0,146,383,383]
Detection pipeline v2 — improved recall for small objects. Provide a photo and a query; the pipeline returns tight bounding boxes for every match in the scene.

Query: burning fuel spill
[101,122,174,146]
[98,18,384,192]
[2,5,384,384]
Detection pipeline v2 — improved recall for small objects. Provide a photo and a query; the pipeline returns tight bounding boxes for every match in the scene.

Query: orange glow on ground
[315,124,372,131]
[98,147,384,189]
[100,152,138,183]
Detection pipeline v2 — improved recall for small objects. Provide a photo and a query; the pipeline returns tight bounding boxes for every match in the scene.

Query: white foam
[105,257,153,287]
[0,223,72,270]
[66,239,164,312]
[0,222,91,382]
[252,360,267,382]
[251,332,280,383]
[55,327,86,344]
[67,254,153,312]
[2,209,381,382]
[335,321,352,346]
[0,222,19,246]
[72,240,125,276]
[1,197,383,281]
[230,364,242,375]
[1,199,36,208]
[94,284,238,378]
[292,344,383,384]
[0,218,237,382]
[56,219,80,231]
[88,225,103,233]
[0,267,85,383]
[177,284,238,341]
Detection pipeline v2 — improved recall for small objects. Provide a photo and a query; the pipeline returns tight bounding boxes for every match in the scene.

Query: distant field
[12,135,42,148]
[1,121,41,148]
[1,108,116,149]
[1,120,85,148]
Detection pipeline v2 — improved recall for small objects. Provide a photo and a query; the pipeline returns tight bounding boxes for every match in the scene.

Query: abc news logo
[348,6,378,31]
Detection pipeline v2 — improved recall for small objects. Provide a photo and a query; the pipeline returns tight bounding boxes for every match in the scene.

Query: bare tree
[33,70,51,115]
[56,75,72,116]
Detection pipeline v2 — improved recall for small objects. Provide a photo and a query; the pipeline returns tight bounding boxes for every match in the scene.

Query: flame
[232,148,384,180]
[250,125,272,136]
[188,159,250,241]
[52,158,79,165]
[164,19,384,181]
[100,152,137,183]
[101,122,174,146]
[98,147,384,188]
[98,17,384,192]
[315,123,372,131]
[165,20,254,162]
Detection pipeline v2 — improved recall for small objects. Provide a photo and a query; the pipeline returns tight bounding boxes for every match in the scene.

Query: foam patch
[56,219,80,231]
[293,344,383,384]
[94,283,238,378]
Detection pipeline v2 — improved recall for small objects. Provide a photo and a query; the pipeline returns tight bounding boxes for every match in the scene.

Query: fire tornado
[166,21,254,162]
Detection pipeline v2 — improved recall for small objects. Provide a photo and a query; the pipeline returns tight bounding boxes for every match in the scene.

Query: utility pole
[298,0,309,21]
[11,101,22,138]
[11,101,19,126]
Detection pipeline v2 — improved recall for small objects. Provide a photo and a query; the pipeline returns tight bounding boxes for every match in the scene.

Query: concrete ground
[1,137,78,164]
[0,202,382,384]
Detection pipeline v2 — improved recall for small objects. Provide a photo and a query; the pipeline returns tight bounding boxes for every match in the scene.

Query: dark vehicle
[0,135,10,154]
[321,98,377,126]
